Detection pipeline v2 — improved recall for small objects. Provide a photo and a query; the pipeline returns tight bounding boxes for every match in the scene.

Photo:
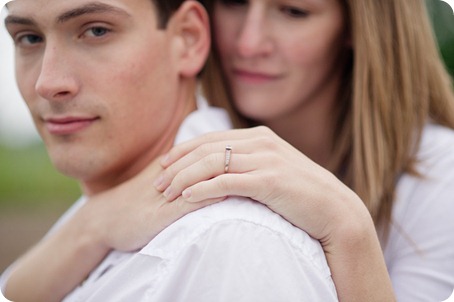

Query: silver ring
[224,145,232,173]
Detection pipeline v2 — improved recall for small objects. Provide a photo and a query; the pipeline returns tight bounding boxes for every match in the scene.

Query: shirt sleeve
[0,265,14,299]
[151,219,338,302]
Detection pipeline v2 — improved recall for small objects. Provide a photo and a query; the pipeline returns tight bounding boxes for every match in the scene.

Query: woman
[155,0,454,300]
[3,0,454,301]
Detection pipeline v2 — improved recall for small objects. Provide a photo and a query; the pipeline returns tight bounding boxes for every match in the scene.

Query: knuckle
[167,146,181,160]
[202,153,221,172]
[216,176,232,192]
[257,136,277,150]
[171,169,191,191]
[162,165,175,181]
[201,131,217,142]
[194,143,214,159]
[170,173,183,190]
[256,125,273,136]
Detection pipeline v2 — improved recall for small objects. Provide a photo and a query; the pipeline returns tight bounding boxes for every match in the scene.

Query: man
[2,0,338,301]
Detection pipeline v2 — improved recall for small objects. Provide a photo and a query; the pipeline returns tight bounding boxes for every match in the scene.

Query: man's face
[5,0,188,194]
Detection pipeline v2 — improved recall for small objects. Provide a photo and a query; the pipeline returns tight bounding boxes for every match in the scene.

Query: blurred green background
[0,145,80,208]
[0,1,453,273]
[0,145,81,273]
[427,0,454,76]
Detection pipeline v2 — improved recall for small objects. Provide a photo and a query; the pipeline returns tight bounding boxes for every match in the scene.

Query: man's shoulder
[140,197,327,271]
[136,198,336,301]
[143,197,314,249]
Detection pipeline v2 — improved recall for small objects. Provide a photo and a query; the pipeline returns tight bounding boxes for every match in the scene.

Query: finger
[160,126,274,168]
[171,195,227,213]
[155,139,252,191]
[181,174,261,203]
[160,129,242,168]
[163,153,256,201]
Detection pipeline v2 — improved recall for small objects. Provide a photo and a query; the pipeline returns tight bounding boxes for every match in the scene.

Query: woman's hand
[155,126,395,301]
[155,126,367,242]
[79,158,217,253]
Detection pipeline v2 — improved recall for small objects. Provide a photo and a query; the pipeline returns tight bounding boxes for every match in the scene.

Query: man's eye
[281,6,309,18]
[16,34,43,46]
[85,27,110,37]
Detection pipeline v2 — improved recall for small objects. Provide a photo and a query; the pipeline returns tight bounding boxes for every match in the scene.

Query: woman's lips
[45,117,99,135]
[233,69,281,84]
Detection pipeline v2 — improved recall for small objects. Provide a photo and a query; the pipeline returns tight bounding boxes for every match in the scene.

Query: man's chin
[48,149,100,180]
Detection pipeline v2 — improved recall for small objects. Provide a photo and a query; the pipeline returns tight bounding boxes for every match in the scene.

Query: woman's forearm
[323,213,395,302]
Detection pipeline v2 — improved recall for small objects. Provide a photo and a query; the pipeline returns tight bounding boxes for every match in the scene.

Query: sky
[0,6,40,147]
[0,1,453,148]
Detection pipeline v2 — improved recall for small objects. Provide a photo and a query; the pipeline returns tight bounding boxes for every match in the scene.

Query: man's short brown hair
[153,0,206,28]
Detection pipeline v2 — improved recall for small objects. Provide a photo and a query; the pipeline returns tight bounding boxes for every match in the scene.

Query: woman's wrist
[320,193,395,301]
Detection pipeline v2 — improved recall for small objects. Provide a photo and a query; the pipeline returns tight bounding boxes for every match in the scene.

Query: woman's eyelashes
[219,0,248,7]
[280,5,310,18]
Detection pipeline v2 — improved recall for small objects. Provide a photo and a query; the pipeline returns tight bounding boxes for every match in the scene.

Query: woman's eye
[219,0,248,7]
[281,6,309,18]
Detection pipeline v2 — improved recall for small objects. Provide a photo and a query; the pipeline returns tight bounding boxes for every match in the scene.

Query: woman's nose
[235,10,274,58]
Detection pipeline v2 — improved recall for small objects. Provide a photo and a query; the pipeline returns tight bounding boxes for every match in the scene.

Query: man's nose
[235,10,274,58]
[35,45,79,101]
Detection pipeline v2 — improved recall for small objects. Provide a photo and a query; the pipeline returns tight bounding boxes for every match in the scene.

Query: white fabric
[5,97,453,301]
[63,198,337,302]
[9,97,337,301]
[384,123,454,301]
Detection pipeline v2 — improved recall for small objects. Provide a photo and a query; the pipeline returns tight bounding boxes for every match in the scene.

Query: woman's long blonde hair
[202,0,454,233]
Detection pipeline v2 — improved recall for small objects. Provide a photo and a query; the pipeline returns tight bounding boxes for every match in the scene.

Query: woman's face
[213,0,349,123]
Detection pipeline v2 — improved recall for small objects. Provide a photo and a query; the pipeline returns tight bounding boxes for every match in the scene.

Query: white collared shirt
[63,198,337,302]
[43,97,337,301]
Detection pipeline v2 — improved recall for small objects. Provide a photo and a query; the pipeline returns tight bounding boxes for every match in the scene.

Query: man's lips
[44,116,99,135]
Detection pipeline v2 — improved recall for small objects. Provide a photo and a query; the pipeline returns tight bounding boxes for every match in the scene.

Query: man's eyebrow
[4,2,131,28]
[57,2,131,23]
[4,15,36,27]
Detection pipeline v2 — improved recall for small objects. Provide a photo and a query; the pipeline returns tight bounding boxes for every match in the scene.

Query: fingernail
[163,186,172,199]
[182,188,192,201]
[153,175,163,189]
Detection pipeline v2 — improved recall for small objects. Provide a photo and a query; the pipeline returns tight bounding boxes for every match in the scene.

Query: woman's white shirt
[385,123,454,301]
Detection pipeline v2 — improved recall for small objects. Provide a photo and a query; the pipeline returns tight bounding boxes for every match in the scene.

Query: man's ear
[169,1,210,77]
